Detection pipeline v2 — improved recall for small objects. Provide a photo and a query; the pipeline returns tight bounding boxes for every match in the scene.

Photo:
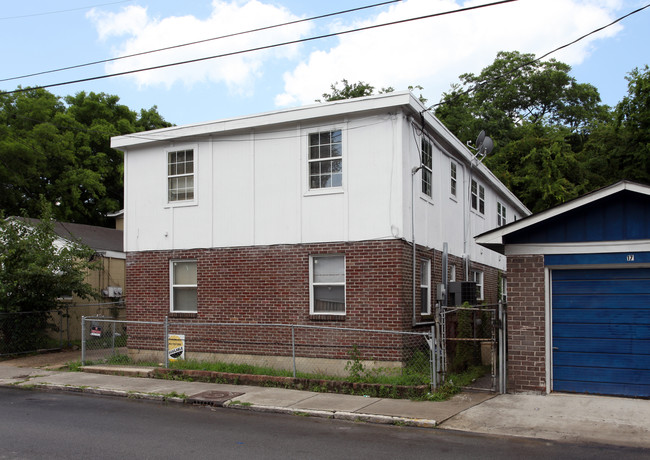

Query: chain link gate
[430,301,506,393]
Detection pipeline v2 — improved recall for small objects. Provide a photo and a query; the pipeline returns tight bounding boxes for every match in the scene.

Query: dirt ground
[0,349,82,369]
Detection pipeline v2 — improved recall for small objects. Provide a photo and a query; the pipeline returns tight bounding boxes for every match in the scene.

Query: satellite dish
[475,130,486,150]
[480,136,494,156]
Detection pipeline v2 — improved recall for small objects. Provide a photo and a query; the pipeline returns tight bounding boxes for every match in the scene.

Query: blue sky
[2,0,648,126]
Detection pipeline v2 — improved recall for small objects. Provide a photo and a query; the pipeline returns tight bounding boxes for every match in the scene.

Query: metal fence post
[430,325,437,391]
[498,300,506,394]
[291,325,296,378]
[111,320,116,357]
[164,316,169,369]
[81,316,86,365]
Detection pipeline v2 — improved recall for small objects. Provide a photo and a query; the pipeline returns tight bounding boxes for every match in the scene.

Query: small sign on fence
[90,326,102,337]
[168,334,185,361]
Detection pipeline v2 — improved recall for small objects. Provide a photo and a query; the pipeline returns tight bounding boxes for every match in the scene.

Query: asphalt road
[0,387,647,459]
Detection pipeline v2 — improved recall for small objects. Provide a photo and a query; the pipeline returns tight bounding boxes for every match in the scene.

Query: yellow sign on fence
[167,334,185,361]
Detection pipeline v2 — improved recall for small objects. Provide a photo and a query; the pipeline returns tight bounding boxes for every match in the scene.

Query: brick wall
[506,254,546,393]
[126,239,503,362]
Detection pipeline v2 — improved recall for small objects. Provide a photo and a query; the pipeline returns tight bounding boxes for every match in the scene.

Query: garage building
[477,181,650,398]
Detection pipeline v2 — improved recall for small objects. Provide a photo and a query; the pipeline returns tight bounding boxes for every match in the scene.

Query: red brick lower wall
[125,239,503,361]
[506,254,546,393]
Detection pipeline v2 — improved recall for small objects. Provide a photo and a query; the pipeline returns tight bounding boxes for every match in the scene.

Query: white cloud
[275,0,625,107]
[87,0,312,91]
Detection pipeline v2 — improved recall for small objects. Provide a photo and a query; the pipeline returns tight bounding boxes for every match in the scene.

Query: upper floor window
[497,201,507,226]
[310,255,345,315]
[171,260,197,312]
[421,137,433,197]
[309,130,342,189]
[471,179,485,214]
[450,161,457,198]
[168,149,194,202]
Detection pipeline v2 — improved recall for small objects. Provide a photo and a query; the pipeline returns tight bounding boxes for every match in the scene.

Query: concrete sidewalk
[0,363,491,428]
[1,359,649,449]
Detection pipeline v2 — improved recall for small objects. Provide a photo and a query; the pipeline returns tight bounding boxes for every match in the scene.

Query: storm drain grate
[186,390,244,407]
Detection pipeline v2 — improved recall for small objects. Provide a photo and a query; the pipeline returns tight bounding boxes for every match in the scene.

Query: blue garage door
[552,268,650,398]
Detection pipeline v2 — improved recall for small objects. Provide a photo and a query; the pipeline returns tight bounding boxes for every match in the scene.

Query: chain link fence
[0,303,126,358]
[82,317,434,386]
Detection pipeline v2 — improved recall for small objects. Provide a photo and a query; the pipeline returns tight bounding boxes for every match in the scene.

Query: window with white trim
[450,161,457,198]
[472,270,484,301]
[500,275,507,303]
[449,264,456,282]
[471,179,485,214]
[168,149,195,202]
[421,137,432,197]
[497,201,507,226]
[309,130,342,189]
[310,255,345,314]
[420,259,431,315]
[171,261,197,312]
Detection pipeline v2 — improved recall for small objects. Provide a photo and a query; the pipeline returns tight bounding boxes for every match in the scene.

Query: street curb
[223,401,437,428]
[3,382,186,404]
[4,382,437,428]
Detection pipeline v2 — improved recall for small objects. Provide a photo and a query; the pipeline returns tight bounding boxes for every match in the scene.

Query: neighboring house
[111,91,529,365]
[9,217,126,340]
[476,181,650,398]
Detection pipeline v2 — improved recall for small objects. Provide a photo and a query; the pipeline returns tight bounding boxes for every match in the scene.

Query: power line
[0,1,132,21]
[425,3,650,111]
[0,0,520,96]
[0,0,403,83]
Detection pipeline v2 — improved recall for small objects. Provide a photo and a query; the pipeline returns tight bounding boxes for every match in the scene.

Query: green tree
[435,51,608,211]
[0,203,99,353]
[0,88,172,226]
[318,80,427,104]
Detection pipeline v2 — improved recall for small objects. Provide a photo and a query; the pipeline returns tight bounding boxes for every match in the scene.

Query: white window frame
[500,275,507,303]
[170,260,198,313]
[420,259,431,315]
[472,270,484,301]
[308,129,343,191]
[421,137,433,197]
[309,255,346,315]
[497,201,507,226]
[166,145,197,205]
[471,179,485,214]
[450,160,458,198]
[449,264,456,282]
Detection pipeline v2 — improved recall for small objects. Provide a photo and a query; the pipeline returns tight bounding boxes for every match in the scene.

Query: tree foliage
[0,203,99,352]
[0,88,172,226]
[435,52,650,212]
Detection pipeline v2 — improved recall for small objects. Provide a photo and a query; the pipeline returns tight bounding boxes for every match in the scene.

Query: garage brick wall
[506,254,546,393]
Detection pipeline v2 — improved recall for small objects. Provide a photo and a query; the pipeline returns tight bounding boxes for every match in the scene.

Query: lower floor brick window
[171,260,197,312]
[310,254,345,315]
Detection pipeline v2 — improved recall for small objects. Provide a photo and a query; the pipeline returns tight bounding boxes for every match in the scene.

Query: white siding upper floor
[113,91,529,270]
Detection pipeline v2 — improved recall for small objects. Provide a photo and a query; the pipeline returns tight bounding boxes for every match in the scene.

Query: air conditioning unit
[102,286,123,298]
[447,281,477,306]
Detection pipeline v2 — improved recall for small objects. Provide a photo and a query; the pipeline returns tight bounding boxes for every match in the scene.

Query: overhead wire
[0,0,403,83]
[423,3,650,112]
[0,0,520,96]
[0,0,132,21]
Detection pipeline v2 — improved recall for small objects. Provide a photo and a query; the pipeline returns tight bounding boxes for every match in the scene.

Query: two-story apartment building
[111,91,529,364]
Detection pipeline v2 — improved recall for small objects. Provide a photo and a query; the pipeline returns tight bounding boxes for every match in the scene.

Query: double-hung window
[420,260,431,315]
[171,261,197,312]
[471,179,485,214]
[309,130,342,189]
[168,149,194,202]
[450,161,457,198]
[472,270,484,301]
[310,255,345,315]
[421,137,433,197]
[497,202,507,226]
